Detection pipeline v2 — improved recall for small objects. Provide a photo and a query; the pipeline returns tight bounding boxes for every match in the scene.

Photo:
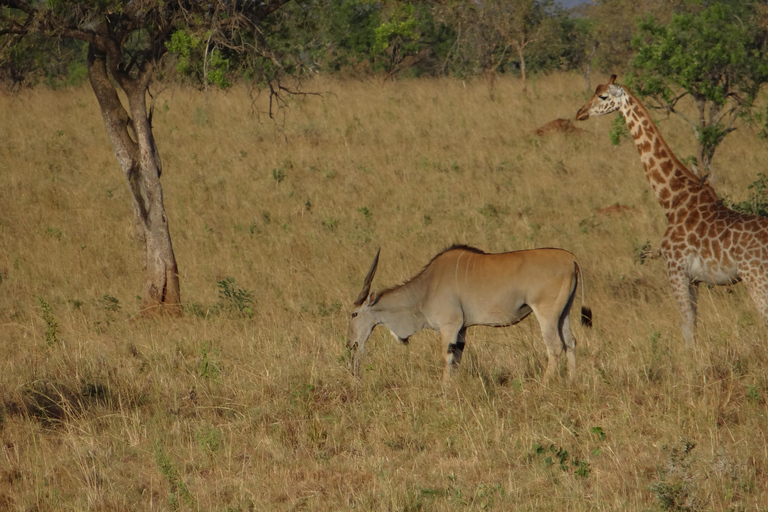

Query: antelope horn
[354,248,380,306]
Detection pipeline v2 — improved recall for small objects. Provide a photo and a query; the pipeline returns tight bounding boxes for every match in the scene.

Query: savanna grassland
[2,72,768,511]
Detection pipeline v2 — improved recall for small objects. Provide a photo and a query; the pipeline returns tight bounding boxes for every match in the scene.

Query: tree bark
[516,41,527,92]
[87,45,182,316]
[581,41,598,90]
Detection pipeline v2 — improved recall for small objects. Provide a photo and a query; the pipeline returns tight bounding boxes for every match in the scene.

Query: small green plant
[650,439,699,512]
[153,443,196,510]
[357,206,372,221]
[531,431,605,480]
[338,343,353,366]
[185,302,217,318]
[573,459,591,478]
[37,297,59,346]
[322,215,339,231]
[217,277,254,318]
[478,203,506,219]
[746,384,761,404]
[198,342,221,380]
[590,426,607,446]
[45,227,62,240]
[195,425,222,454]
[578,216,599,234]
[272,167,286,183]
[473,482,504,509]
[651,481,691,512]
[101,294,121,312]
[542,444,569,471]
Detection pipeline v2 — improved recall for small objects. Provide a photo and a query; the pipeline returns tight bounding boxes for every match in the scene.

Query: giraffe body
[577,75,768,344]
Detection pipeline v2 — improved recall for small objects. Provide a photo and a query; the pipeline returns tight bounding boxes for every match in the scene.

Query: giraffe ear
[608,74,617,85]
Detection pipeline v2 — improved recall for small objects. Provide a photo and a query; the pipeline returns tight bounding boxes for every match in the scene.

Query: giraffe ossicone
[577,75,768,345]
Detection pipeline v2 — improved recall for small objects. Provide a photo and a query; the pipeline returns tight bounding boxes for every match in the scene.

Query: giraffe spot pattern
[695,221,707,238]
[652,137,662,155]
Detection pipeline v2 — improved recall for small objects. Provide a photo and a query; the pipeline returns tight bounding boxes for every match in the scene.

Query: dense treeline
[2,0,763,90]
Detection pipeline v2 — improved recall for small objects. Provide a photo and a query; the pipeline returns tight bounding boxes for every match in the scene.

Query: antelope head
[347,248,381,375]
[576,75,626,121]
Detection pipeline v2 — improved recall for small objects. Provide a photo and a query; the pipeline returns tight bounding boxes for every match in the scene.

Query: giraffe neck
[617,89,718,219]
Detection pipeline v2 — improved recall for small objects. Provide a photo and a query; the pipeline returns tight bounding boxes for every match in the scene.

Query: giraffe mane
[622,85,717,196]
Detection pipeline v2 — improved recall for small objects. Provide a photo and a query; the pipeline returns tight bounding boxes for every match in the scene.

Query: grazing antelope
[347,245,592,384]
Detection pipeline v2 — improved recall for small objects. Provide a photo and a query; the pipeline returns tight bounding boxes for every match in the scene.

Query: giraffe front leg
[667,265,698,346]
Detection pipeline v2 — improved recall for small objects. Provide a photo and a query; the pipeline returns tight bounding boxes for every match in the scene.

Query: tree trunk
[581,41,598,90]
[485,68,496,101]
[517,41,527,93]
[87,45,182,316]
[695,143,714,176]
[693,96,716,176]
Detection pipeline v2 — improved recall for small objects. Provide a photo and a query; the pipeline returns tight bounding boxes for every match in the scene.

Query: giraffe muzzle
[575,107,591,121]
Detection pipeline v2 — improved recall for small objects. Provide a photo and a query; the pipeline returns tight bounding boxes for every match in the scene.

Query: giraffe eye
[599,94,609,100]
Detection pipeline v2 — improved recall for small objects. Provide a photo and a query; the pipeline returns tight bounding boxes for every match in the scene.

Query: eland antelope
[347,245,592,384]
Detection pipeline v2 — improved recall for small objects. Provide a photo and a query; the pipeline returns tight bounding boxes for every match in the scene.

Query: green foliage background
[4,0,767,91]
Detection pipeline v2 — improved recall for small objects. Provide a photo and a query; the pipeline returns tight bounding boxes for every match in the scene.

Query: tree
[561,17,599,90]
[0,0,292,315]
[435,0,557,95]
[0,32,87,88]
[630,2,768,173]
[578,0,689,76]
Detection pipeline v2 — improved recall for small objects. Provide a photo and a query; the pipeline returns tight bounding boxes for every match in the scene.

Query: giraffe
[576,74,768,344]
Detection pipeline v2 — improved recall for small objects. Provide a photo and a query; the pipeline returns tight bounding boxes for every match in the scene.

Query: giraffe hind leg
[742,271,768,324]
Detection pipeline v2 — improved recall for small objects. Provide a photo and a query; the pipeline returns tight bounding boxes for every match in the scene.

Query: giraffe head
[576,75,626,121]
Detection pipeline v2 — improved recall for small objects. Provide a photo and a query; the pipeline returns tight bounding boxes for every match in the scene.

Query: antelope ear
[367,291,377,305]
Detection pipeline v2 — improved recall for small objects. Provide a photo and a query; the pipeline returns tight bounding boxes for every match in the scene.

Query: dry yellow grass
[1,72,768,510]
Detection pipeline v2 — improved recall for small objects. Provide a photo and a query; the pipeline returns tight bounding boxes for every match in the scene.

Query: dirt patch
[534,118,585,136]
